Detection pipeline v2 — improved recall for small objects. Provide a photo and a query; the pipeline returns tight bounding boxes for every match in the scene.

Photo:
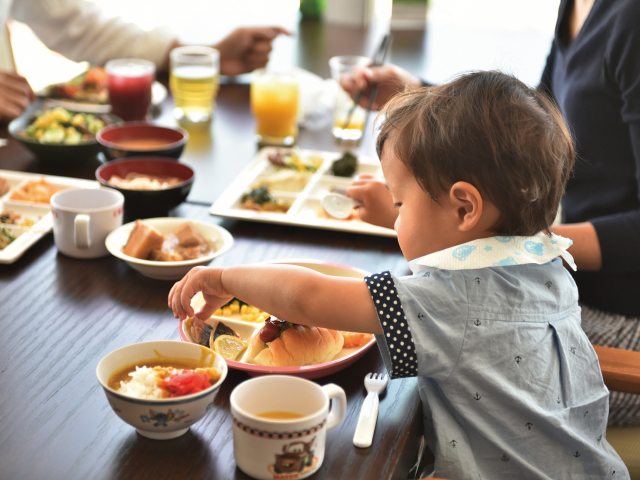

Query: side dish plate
[209,148,397,238]
[178,260,377,379]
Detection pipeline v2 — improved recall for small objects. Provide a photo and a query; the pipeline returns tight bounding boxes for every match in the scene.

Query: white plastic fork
[353,372,389,448]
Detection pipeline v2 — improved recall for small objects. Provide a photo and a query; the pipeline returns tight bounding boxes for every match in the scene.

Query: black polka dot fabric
[365,271,418,379]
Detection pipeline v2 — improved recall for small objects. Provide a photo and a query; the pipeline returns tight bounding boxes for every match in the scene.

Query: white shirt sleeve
[10,0,177,67]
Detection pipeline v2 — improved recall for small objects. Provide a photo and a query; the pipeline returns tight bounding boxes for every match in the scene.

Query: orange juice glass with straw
[250,70,299,146]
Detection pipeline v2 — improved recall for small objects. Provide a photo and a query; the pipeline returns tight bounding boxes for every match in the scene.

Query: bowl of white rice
[96,340,228,440]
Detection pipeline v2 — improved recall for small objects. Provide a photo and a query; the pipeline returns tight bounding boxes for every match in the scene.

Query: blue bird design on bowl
[452,245,476,261]
[524,241,544,256]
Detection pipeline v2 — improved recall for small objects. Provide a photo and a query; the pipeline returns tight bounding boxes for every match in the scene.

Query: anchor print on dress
[525,422,533,430]
[474,319,482,327]
[452,245,476,261]
[475,277,482,284]
[501,454,510,462]
[545,281,553,289]
[524,241,544,256]
[515,356,522,365]
[571,347,576,355]
[597,434,602,442]
[584,411,589,417]
[418,313,424,320]
[474,393,481,401]
[450,440,457,448]
[574,451,581,458]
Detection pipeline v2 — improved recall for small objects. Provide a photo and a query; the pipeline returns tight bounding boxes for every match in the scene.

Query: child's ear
[448,182,483,232]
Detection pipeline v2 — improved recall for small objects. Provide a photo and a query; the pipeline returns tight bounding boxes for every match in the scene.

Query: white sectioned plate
[209,147,397,238]
[105,217,234,280]
[0,170,99,264]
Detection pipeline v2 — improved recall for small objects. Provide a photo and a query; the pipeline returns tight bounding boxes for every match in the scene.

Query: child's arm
[169,264,383,334]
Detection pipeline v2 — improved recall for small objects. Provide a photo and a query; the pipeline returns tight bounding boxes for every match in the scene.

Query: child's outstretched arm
[169,264,383,334]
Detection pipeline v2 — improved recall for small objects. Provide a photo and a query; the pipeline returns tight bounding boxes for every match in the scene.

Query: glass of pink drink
[105,59,156,121]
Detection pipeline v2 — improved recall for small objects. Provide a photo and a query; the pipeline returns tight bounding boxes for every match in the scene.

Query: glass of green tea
[169,46,220,124]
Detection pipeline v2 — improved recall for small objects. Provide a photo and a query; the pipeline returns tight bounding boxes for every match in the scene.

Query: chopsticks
[341,34,393,131]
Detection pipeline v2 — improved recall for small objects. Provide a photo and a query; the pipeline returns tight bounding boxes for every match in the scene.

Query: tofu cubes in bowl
[105,218,234,280]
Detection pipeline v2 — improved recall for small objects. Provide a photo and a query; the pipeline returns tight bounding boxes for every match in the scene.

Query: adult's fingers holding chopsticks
[339,64,420,111]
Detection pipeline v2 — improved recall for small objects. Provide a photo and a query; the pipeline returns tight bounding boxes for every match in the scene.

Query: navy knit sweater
[540,0,640,317]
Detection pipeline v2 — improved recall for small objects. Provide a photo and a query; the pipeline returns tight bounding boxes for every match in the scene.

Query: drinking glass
[250,69,299,146]
[329,55,369,144]
[105,59,155,121]
[169,46,220,124]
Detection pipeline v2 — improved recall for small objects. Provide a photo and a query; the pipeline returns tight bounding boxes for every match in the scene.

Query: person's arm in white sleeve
[11,0,177,68]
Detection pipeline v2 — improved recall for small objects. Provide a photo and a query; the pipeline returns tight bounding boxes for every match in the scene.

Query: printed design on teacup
[140,408,189,427]
[267,437,318,479]
[232,417,326,440]
[113,207,123,218]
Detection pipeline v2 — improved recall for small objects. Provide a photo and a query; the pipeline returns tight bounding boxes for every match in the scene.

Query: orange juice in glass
[250,70,299,146]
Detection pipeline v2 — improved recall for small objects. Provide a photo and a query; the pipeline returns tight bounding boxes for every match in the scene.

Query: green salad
[21,107,106,145]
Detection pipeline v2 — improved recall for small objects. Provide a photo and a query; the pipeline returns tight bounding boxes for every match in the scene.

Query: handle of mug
[321,383,346,431]
[75,214,91,249]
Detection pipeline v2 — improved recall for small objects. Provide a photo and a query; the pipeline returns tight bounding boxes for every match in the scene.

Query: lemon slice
[213,335,247,361]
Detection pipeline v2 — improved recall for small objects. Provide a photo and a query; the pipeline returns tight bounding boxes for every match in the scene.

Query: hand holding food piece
[170,266,233,321]
[0,71,35,123]
[346,175,398,229]
[339,64,422,111]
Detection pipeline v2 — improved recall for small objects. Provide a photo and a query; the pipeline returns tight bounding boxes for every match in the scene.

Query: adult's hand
[0,71,35,122]
[214,27,291,76]
[339,64,422,111]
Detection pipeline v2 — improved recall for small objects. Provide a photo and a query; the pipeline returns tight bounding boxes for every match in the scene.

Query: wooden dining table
[0,18,431,480]
[0,6,557,477]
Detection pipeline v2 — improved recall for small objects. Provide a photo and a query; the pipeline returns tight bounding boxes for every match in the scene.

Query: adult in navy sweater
[340,0,640,425]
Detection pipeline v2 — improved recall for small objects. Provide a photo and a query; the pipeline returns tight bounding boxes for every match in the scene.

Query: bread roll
[246,325,344,367]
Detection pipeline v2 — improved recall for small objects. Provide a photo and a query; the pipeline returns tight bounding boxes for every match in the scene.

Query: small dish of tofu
[105,217,234,280]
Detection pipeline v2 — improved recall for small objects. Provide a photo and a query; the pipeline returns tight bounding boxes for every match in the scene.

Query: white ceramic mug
[230,375,347,480]
[50,188,124,259]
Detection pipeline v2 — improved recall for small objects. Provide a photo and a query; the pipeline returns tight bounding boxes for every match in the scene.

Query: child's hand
[347,175,398,229]
[169,266,233,320]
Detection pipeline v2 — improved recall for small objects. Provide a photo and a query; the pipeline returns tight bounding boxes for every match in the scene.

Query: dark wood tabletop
[0,18,427,480]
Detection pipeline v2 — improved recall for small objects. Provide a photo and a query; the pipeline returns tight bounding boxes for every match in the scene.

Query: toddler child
[169,71,628,480]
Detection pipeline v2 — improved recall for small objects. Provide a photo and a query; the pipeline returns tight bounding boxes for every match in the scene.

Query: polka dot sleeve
[365,271,418,379]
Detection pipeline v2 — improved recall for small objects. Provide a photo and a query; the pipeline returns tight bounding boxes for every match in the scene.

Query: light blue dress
[368,235,628,480]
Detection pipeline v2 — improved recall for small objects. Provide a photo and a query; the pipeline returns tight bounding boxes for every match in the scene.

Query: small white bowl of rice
[96,340,228,440]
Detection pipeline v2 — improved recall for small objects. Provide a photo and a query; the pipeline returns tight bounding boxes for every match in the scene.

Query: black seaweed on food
[242,186,274,205]
[330,151,358,177]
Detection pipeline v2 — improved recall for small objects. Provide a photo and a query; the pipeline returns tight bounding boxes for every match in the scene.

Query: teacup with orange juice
[251,69,299,146]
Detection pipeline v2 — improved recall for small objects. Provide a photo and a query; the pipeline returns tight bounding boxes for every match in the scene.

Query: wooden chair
[423,345,640,480]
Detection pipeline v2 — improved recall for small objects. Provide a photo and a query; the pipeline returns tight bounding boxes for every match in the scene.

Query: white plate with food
[0,170,99,264]
[105,217,234,280]
[39,66,167,113]
[209,147,396,238]
[178,260,377,379]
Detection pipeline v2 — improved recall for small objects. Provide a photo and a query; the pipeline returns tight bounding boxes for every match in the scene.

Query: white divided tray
[0,170,99,264]
[210,147,397,237]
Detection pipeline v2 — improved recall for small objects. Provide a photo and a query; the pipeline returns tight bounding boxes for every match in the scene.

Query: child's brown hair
[377,71,574,236]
